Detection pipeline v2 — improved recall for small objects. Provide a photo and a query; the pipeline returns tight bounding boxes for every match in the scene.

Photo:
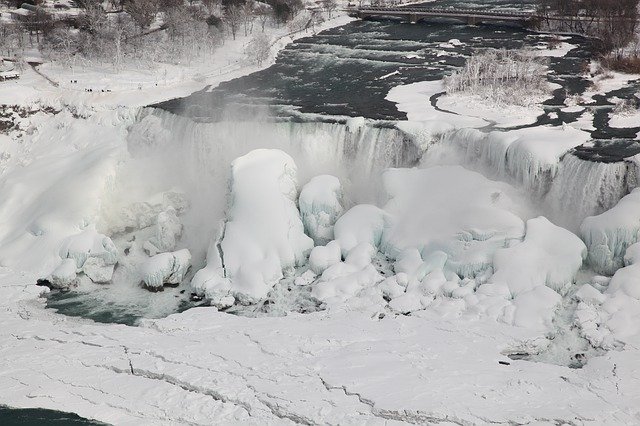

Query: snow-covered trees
[444,50,550,107]
[20,0,303,71]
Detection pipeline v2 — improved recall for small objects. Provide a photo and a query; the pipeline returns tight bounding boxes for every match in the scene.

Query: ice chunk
[344,243,376,269]
[48,258,78,289]
[376,275,406,300]
[299,175,344,246]
[82,257,115,284]
[491,217,586,297]
[575,284,606,305]
[141,249,191,291]
[312,262,383,305]
[581,189,640,275]
[59,227,118,268]
[219,149,313,302]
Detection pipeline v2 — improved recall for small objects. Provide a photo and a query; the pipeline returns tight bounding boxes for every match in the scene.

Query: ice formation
[491,216,586,297]
[47,227,119,287]
[141,249,192,291]
[299,175,344,246]
[196,149,313,303]
[145,207,183,255]
[440,126,591,199]
[581,188,640,275]
[380,165,527,277]
[333,204,390,257]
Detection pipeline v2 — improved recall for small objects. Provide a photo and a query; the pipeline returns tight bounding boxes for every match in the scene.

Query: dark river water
[0,406,105,425]
[155,0,639,160]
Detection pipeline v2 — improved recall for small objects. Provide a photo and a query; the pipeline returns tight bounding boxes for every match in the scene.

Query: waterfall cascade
[436,128,640,231]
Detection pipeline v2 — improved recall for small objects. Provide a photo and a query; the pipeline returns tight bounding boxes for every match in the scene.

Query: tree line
[537,0,639,54]
[0,0,316,70]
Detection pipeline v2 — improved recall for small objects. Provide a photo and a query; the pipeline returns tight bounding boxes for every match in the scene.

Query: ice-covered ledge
[1,268,639,425]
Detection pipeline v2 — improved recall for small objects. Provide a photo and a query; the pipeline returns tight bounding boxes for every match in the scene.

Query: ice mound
[46,226,119,287]
[190,233,234,308]
[574,244,640,349]
[59,227,118,269]
[194,149,313,304]
[309,240,342,274]
[311,245,384,306]
[141,249,191,291]
[491,217,586,296]
[483,217,586,330]
[333,204,390,257]
[380,165,527,277]
[299,175,344,246]
[581,188,640,275]
[47,258,79,289]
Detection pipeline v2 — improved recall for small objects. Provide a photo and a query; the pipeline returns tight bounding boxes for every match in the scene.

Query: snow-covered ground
[3,269,640,425]
[0,14,355,109]
[3,6,640,425]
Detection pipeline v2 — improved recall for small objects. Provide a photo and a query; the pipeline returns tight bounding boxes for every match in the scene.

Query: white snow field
[3,10,640,426]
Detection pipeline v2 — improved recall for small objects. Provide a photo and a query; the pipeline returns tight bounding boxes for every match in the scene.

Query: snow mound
[190,232,234,308]
[581,188,640,275]
[299,175,344,246]
[216,149,313,302]
[574,243,640,349]
[309,240,342,275]
[333,204,390,257]
[141,249,191,291]
[491,216,586,297]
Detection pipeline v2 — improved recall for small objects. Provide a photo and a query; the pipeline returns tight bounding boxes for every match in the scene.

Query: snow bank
[215,149,313,302]
[385,80,485,131]
[299,175,344,246]
[309,240,342,275]
[581,188,640,275]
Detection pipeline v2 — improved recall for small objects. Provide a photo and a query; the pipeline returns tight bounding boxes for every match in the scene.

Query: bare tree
[123,0,158,31]
[225,4,243,40]
[321,0,337,19]
[245,32,271,64]
[255,3,271,32]
[242,0,256,36]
